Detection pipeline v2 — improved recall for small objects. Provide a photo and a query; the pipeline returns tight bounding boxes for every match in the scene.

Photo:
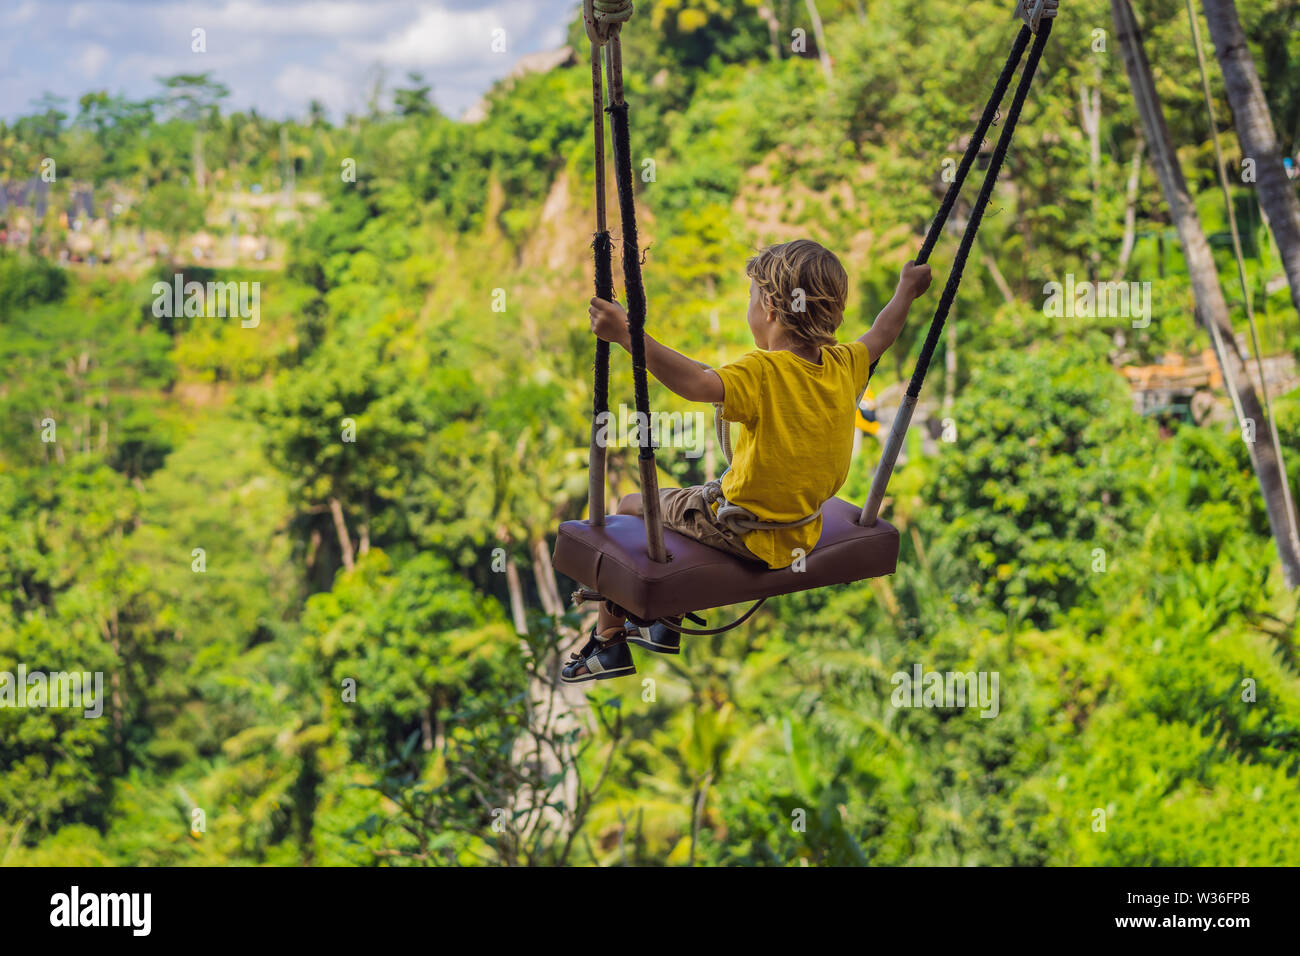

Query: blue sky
[0,0,579,122]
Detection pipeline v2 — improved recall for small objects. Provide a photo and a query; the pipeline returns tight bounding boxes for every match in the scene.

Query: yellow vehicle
[854,388,880,436]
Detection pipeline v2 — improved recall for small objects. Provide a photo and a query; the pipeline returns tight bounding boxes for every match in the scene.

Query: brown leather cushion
[552,496,899,620]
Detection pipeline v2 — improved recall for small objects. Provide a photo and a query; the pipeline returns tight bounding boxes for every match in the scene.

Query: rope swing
[583,0,669,563]
[863,13,1055,524]
[579,1,1059,575]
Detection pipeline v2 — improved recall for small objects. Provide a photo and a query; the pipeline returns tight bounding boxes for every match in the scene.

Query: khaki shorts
[656,482,763,563]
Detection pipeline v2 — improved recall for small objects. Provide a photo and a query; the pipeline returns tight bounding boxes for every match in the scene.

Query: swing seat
[552,496,899,621]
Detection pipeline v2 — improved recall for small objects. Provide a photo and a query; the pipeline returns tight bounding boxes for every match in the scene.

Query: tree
[247,341,436,585]
[1200,0,1300,321]
[1110,0,1300,588]
[923,342,1154,627]
[24,93,68,149]
[135,181,204,256]
[157,73,230,194]
[306,99,329,129]
[803,0,833,82]
[393,73,435,117]
[73,92,155,180]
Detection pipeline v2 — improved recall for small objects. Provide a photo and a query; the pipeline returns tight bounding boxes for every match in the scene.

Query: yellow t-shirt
[714,341,873,569]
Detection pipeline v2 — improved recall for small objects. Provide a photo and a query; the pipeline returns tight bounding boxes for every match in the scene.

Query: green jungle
[2,0,1299,865]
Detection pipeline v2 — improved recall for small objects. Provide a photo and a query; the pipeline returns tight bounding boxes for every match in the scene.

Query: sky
[0,0,580,123]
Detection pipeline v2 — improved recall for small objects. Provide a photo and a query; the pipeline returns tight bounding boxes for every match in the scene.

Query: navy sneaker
[628,619,682,655]
[561,628,637,683]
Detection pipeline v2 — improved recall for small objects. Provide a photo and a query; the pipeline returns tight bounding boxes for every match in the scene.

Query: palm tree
[1111,0,1300,588]
[158,74,229,195]
[306,99,328,129]
[1200,0,1300,320]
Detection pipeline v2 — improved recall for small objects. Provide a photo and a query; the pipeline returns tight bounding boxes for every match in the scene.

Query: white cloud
[78,43,109,78]
[273,63,352,115]
[2,0,580,121]
[346,2,546,70]
[10,1,39,25]
[180,1,408,39]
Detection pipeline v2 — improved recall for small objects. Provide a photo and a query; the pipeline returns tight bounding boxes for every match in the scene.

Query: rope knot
[584,0,634,46]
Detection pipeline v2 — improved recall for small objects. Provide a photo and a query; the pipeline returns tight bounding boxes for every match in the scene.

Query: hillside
[1,0,1299,866]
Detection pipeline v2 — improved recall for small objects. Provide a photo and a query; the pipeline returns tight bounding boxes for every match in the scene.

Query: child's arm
[589,297,724,403]
[858,260,933,365]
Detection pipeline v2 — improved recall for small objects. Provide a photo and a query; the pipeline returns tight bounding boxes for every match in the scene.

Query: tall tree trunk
[1079,77,1102,279]
[420,709,433,752]
[1113,131,1146,281]
[1112,0,1300,587]
[758,5,782,60]
[530,537,565,619]
[358,493,370,557]
[305,527,321,573]
[194,127,205,195]
[280,125,295,196]
[328,496,355,572]
[1187,0,1300,572]
[505,559,528,635]
[101,609,125,771]
[1201,0,1300,319]
[804,0,833,82]
[983,253,1015,305]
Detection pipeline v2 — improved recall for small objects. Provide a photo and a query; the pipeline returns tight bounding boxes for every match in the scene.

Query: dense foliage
[1,0,1298,865]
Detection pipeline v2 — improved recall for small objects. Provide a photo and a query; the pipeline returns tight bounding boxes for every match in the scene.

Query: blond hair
[745,239,848,349]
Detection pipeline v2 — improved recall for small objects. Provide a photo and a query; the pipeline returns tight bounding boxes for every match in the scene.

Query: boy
[564,239,931,682]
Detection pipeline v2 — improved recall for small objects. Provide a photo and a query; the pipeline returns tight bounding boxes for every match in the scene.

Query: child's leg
[564,493,648,680]
[593,493,644,634]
